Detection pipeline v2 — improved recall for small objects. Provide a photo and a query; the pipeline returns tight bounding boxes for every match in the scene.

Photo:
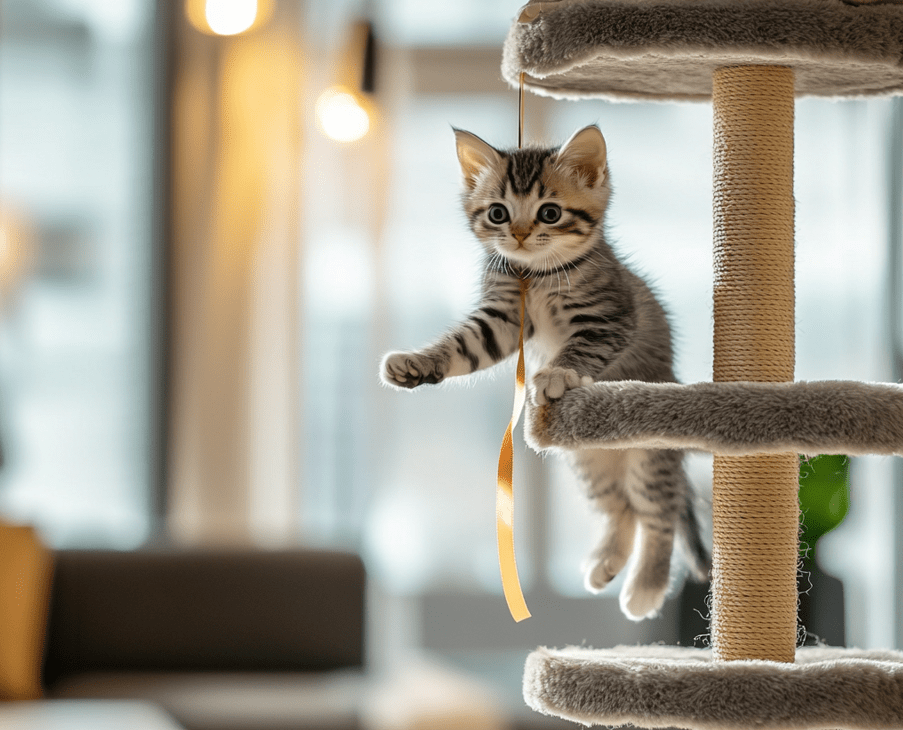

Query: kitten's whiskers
[500,253,515,278]
[547,249,572,295]
[543,253,563,296]
[488,251,513,278]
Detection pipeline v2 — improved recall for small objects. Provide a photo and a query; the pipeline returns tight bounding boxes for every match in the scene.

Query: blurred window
[0,0,155,547]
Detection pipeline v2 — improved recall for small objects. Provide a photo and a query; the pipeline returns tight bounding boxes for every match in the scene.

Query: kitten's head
[455,125,610,273]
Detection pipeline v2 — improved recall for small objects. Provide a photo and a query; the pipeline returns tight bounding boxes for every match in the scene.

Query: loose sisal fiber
[711,66,798,663]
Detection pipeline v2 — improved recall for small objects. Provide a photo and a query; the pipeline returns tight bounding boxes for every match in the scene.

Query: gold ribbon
[496,278,531,622]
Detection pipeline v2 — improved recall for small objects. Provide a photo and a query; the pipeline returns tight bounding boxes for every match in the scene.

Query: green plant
[798,454,850,565]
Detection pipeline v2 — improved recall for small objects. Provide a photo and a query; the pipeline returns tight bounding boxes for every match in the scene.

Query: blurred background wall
[1,0,902,699]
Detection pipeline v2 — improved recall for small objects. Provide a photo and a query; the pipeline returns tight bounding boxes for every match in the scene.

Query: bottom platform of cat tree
[524,644,903,730]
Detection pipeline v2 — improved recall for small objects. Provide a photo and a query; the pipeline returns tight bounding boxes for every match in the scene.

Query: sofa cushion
[42,549,365,686]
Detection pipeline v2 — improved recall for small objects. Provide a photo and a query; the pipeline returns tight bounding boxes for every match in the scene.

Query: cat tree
[503,0,903,727]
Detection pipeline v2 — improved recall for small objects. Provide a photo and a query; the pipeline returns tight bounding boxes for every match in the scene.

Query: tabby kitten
[381,125,709,620]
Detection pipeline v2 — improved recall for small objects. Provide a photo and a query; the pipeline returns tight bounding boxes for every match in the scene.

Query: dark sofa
[41,548,369,730]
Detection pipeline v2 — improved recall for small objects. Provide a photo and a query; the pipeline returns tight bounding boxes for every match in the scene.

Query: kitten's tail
[680,495,711,582]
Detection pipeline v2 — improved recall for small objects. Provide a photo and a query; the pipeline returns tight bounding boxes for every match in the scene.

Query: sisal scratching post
[711,66,797,664]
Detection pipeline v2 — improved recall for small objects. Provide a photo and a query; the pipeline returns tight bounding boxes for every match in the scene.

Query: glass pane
[379,0,512,45]
[0,0,154,547]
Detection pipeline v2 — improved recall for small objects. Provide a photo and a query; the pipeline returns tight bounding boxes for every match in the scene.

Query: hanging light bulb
[316,21,377,143]
[185,0,272,36]
[316,86,371,143]
[206,0,257,35]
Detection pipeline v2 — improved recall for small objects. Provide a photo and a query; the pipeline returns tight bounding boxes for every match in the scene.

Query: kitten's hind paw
[531,367,593,406]
[381,351,445,389]
[583,557,622,594]
[619,583,667,622]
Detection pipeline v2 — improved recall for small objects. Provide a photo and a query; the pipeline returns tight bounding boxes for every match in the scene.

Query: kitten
[380,125,709,620]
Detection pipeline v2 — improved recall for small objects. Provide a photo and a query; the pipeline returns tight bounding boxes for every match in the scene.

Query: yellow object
[496,279,531,622]
[0,522,53,700]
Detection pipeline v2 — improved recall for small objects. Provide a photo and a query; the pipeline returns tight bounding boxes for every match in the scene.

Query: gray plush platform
[503,0,903,100]
[526,380,903,456]
[524,644,903,729]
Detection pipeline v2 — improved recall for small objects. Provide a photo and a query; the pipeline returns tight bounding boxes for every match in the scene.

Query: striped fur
[381,126,709,620]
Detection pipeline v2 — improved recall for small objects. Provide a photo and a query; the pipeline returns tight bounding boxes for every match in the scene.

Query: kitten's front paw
[531,367,593,405]
[381,351,445,389]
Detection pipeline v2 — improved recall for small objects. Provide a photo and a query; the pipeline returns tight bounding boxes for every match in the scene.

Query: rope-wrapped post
[711,66,798,663]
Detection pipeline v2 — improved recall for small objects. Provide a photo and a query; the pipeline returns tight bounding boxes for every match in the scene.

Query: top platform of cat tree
[502,0,903,101]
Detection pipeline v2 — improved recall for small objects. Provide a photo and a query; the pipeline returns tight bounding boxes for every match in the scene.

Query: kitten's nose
[512,228,530,245]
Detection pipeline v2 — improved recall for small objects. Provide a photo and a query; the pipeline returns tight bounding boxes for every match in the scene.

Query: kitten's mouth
[499,242,530,258]
[497,246,539,270]
[502,236,532,252]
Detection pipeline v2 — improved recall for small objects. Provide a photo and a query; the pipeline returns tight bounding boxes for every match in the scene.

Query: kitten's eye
[538,203,562,224]
[487,204,510,224]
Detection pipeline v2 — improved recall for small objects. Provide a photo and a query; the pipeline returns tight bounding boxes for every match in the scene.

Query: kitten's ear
[556,125,608,187]
[454,129,502,189]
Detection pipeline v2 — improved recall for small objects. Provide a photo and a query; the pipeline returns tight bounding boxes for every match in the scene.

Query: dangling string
[497,279,530,622]
[496,72,531,622]
[518,70,525,149]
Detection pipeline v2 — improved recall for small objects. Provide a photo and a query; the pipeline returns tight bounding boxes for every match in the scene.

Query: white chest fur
[524,288,570,369]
